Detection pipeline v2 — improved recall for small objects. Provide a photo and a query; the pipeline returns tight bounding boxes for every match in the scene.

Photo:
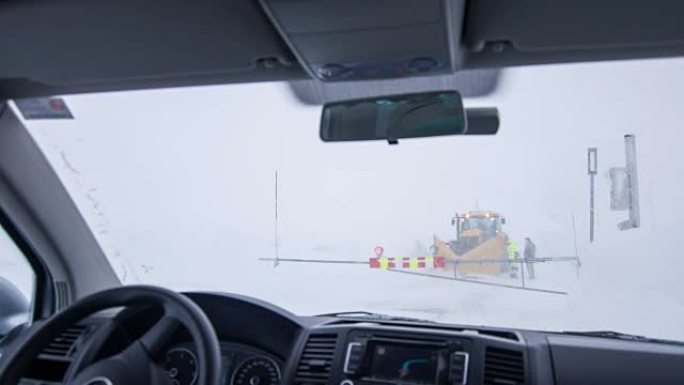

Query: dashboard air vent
[54,281,71,311]
[484,346,525,385]
[478,330,519,341]
[294,334,338,385]
[41,325,88,358]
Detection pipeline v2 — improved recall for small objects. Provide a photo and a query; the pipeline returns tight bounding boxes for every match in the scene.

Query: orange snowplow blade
[433,235,507,275]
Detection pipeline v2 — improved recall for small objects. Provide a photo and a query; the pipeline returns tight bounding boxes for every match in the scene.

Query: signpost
[611,135,640,230]
[587,148,598,242]
[273,171,280,267]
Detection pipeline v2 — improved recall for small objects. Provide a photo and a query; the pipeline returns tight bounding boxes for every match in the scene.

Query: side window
[0,226,34,337]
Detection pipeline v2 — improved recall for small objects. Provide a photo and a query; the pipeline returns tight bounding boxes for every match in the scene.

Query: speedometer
[231,356,281,385]
[165,347,198,385]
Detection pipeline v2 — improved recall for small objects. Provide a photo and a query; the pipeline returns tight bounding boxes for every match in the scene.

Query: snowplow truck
[432,211,508,276]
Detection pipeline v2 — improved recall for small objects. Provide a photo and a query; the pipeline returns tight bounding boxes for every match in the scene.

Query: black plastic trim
[0,101,54,321]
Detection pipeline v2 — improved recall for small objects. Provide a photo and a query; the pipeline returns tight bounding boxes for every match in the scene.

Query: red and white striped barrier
[369,256,446,269]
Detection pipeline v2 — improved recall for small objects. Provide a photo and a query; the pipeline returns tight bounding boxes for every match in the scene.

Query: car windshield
[19,58,684,341]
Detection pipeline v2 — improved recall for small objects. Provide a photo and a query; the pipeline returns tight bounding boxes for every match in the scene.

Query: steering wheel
[0,285,222,385]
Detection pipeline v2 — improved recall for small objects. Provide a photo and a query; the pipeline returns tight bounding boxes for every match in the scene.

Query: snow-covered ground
[14,57,684,341]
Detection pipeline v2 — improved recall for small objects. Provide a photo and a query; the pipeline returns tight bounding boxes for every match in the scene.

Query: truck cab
[451,211,506,253]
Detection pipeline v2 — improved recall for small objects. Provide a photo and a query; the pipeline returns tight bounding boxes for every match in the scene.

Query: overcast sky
[10,56,684,340]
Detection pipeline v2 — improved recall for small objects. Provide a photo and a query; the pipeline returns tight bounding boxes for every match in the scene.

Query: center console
[339,330,471,385]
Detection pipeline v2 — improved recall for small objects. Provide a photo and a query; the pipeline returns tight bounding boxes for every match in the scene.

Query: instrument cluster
[164,341,282,385]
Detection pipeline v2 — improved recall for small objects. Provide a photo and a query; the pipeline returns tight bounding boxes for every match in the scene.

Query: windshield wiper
[316,311,434,323]
[560,330,684,346]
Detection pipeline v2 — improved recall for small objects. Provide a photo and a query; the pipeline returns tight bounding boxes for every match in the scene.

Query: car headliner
[1,0,684,99]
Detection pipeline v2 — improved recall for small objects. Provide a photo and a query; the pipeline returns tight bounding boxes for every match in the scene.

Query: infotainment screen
[367,342,440,385]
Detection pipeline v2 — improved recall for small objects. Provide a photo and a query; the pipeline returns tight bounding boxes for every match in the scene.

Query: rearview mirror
[320,91,470,144]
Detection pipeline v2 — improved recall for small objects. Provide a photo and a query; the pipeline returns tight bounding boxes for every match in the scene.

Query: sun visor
[463,0,684,67]
[0,0,306,98]
[260,0,466,82]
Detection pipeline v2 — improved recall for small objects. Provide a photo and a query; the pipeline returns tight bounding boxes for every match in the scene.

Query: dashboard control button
[449,352,469,385]
[343,342,365,374]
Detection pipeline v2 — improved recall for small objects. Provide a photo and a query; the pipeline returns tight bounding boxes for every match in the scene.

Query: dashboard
[6,291,684,385]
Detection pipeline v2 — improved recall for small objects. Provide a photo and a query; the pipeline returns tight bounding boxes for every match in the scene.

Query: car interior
[2,1,684,385]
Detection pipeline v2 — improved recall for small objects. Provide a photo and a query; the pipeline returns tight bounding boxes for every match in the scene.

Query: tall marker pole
[588,148,598,242]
